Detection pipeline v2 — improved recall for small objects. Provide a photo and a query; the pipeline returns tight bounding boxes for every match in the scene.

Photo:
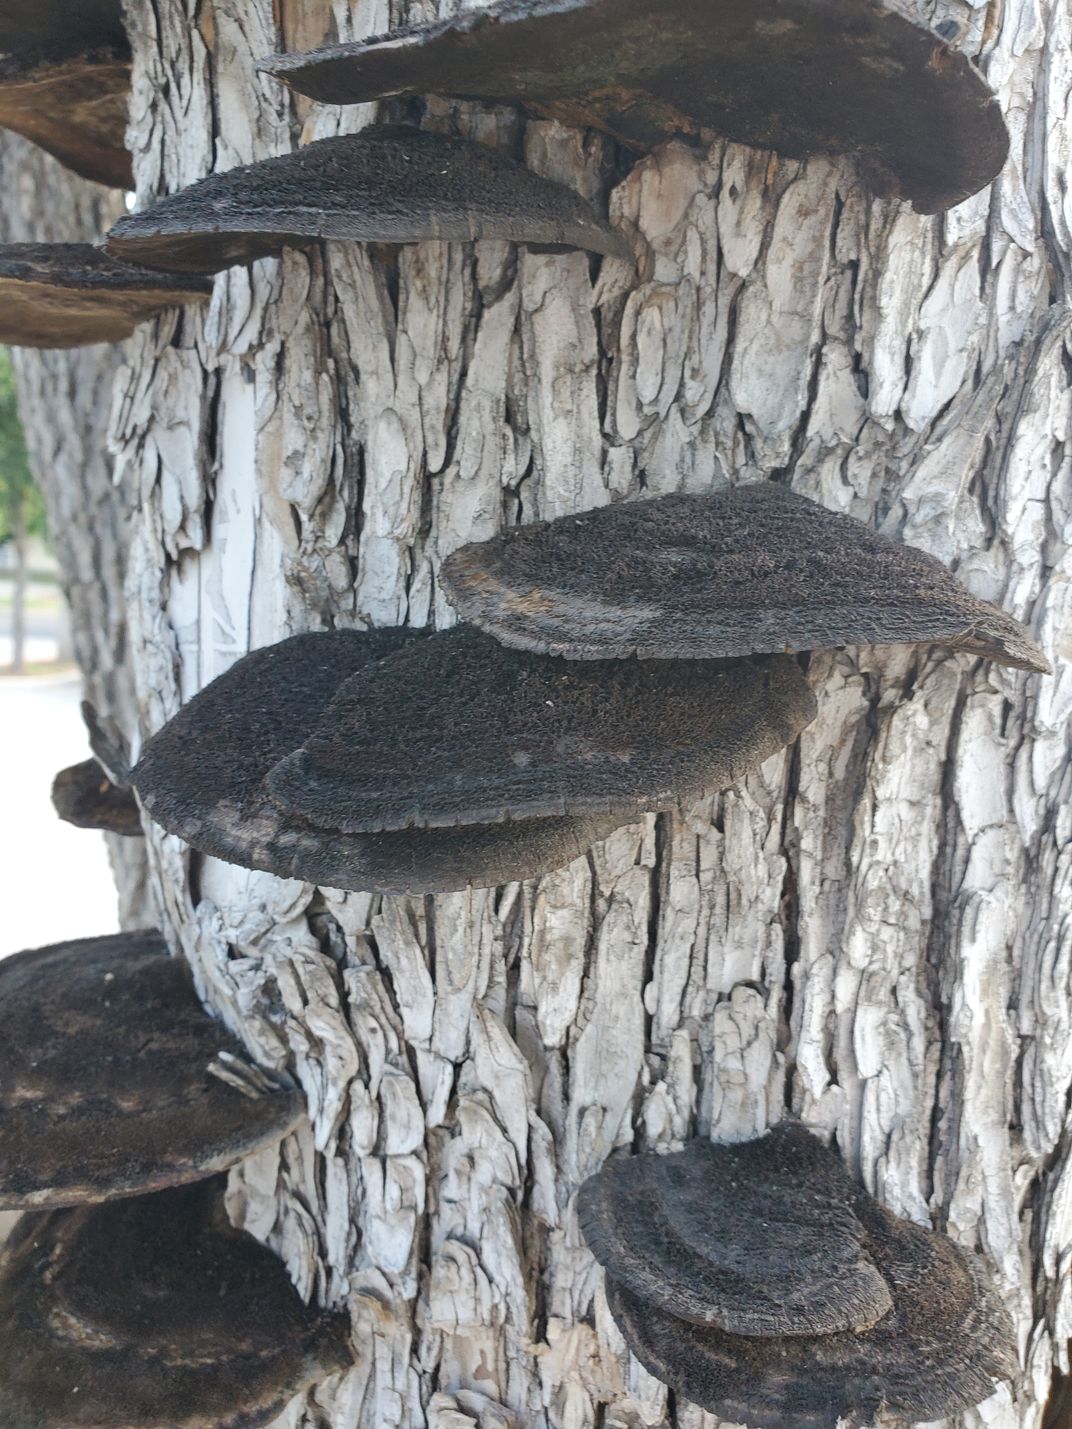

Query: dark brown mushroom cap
[0,932,305,1210]
[265,625,817,832]
[51,757,142,836]
[578,1123,893,1336]
[104,125,630,273]
[605,1225,1017,1428]
[132,630,624,892]
[587,1124,1018,1426]
[440,483,1051,673]
[258,0,1009,215]
[0,244,210,348]
[0,1181,352,1428]
[0,45,131,188]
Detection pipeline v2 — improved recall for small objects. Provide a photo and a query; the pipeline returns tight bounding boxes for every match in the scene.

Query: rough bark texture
[105,0,1072,1425]
[0,131,152,925]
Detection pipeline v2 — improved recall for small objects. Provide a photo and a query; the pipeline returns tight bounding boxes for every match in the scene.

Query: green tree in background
[0,347,45,673]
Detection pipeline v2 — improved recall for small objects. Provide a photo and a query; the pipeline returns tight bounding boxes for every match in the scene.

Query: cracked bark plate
[259,0,1009,214]
[132,630,626,891]
[441,483,1050,673]
[52,757,142,836]
[0,931,305,1209]
[579,1122,893,1336]
[0,1181,352,1428]
[104,125,630,272]
[266,625,817,831]
[0,244,210,347]
[0,45,131,188]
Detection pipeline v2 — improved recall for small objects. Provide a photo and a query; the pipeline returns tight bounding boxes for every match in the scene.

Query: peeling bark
[104,0,1072,1424]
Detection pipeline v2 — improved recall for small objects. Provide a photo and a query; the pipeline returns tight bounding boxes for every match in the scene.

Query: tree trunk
[0,132,153,926]
[57,0,1072,1424]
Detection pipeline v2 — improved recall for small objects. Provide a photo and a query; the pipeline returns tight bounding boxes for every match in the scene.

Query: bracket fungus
[132,630,624,893]
[0,47,131,188]
[0,931,305,1209]
[266,625,816,830]
[580,1123,1018,1427]
[0,244,210,348]
[259,0,1009,215]
[104,125,630,273]
[441,482,1051,673]
[0,1180,353,1428]
[51,757,142,836]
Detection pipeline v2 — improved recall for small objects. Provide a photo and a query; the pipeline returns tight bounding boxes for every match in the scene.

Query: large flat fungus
[0,1181,352,1428]
[0,244,210,347]
[0,0,130,187]
[0,931,305,1209]
[441,482,1050,673]
[104,125,630,272]
[581,1123,1018,1427]
[259,0,1009,214]
[132,630,626,893]
[265,625,817,831]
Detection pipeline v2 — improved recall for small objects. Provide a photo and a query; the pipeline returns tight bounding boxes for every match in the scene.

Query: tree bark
[0,132,153,926]
[93,0,1072,1424]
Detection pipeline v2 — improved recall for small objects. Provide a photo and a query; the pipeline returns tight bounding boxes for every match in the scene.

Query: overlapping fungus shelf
[104,124,630,273]
[51,757,142,836]
[0,931,304,1209]
[265,625,817,830]
[259,0,1009,214]
[131,629,626,893]
[0,1181,352,1428]
[0,244,210,348]
[580,1123,1018,1427]
[441,482,1051,673]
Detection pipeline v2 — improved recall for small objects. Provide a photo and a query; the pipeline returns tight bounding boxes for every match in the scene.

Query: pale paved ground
[0,673,120,958]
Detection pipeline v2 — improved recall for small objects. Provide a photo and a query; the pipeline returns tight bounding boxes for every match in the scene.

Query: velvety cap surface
[266,625,817,831]
[0,931,304,1209]
[589,1124,1018,1426]
[441,483,1050,672]
[133,629,625,891]
[579,1122,893,1335]
[0,1181,352,1428]
[259,0,1008,214]
[105,125,629,272]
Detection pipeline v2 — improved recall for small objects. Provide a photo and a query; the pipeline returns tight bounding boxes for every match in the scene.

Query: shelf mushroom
[262,625,816,829]
[579,1123,1018,1426]
[0,1180,352,1428]
[51,757,142,836]
[259,0,1009,215]
[104,125,630,272]
[440,482,1051,673]
[131,629,627,893]
[0,0,130,187]
[131,625,814,892]
[0,931,305,1209]
[0,244,210,348]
